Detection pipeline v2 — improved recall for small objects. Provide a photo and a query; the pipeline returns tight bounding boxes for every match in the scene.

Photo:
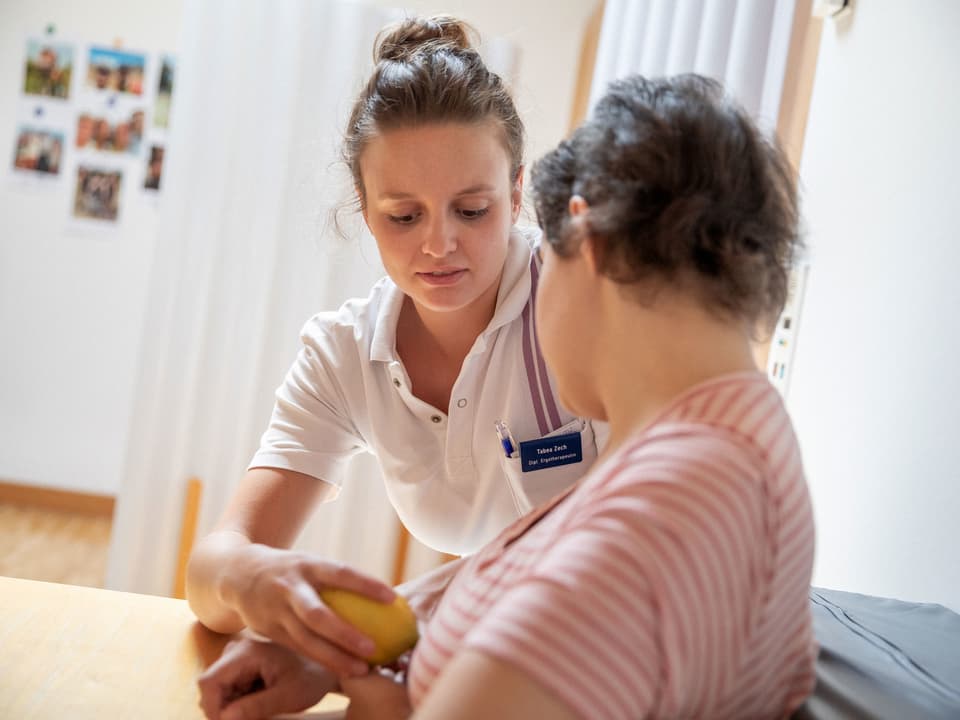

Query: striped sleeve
[461,433,769,719]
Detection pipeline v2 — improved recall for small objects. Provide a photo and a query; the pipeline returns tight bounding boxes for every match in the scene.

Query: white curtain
[590,0,797,131]
[106,0,518,595]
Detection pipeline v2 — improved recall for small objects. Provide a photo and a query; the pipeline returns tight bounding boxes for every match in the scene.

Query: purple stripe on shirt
[529,258,563,431]
[521,297,550,437]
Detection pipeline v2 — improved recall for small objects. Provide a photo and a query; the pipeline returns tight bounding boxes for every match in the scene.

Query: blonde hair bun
[375,15,477,62]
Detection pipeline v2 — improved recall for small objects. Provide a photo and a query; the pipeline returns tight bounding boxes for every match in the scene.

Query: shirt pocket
[499,418,598,515]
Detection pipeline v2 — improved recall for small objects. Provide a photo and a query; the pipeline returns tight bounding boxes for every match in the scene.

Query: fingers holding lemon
[319,589,419,666]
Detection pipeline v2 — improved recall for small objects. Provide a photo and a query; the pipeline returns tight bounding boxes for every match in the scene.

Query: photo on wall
[154,55,175,128]
[12,126,64,176]
[23,39,74,99]
[85,46,146,96]
[143,145,164,191]
[73,165,122,222]
[75,109,145,154]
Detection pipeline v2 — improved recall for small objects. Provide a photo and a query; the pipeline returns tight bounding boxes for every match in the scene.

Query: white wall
[0,0,594,497]
[789,0,960,611]
[0,0,184,495]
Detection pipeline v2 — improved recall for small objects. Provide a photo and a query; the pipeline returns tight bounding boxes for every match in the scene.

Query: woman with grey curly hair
[399,73,816,720]
[200,73,816,720]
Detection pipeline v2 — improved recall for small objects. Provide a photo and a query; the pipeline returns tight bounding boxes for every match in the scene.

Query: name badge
[519,431,583,473]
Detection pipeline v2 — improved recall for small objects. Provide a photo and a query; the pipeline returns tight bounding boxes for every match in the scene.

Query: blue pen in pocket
[495,420,519,458]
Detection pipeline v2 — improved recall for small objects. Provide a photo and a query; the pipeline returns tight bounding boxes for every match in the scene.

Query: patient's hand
[198,637,338,720]
[341,667,412,720]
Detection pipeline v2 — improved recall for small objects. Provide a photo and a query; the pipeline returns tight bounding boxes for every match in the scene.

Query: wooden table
[0,576,349,718]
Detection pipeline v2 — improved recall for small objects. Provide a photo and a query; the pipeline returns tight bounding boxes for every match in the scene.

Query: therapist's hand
[220,544,395,677]
[198,637,340,720]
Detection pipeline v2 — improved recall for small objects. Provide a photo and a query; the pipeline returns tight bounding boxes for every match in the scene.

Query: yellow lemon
[320,589,419,665]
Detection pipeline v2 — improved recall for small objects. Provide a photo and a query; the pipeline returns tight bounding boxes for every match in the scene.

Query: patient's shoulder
[596,421,769,497]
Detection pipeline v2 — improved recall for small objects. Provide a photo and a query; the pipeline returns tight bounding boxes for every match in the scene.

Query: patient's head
[531,74,800,333]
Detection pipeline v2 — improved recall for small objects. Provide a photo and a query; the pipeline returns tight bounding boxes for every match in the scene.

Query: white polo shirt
[250,227,604,555]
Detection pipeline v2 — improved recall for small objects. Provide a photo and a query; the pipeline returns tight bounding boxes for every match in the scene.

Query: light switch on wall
[767,263,809,396]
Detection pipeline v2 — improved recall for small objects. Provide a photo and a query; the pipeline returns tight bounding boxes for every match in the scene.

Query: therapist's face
[360,122,521,318]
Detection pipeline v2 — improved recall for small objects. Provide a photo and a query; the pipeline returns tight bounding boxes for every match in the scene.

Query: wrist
[216,535,259,613]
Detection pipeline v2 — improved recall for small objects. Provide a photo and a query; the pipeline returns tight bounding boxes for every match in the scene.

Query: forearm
[186,529,254,633]
[186,467,334,633]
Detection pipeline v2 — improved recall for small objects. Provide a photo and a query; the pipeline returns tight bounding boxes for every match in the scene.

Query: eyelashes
[387,207,490,225]
[388,213,418,225]
[458,207,489,220]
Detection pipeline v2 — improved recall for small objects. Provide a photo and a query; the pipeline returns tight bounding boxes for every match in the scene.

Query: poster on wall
[75,106,146,154]
[143,144,164,191]
[142,53,174,197]
[154,55,175,129]
[10,35,76,188]
[8,29,178,224]
[64,41,150,231]
[12,125,64,177]
[84,45,146,96]
[72,164,123,224]
[23,38,74,100]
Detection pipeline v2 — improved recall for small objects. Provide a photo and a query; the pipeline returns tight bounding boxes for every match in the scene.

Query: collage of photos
[10,32,174,226]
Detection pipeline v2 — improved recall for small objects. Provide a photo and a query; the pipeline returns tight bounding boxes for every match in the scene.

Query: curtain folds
[103,0,381,595]
[590,0,797,131]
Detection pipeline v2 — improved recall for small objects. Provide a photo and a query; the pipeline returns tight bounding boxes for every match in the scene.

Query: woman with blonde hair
[188,12,604,688]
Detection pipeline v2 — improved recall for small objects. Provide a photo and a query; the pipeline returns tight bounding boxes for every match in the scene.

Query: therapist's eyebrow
[379,184,496,200]
[454,184,496,196]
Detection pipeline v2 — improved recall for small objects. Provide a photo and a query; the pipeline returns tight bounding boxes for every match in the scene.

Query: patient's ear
[568,194,588,218]
[568,195,599,275]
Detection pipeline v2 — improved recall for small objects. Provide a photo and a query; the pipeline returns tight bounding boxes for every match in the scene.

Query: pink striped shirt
[408,372,816,718]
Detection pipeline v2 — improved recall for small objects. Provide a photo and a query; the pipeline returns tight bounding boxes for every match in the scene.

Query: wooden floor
[0,502,112,587]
